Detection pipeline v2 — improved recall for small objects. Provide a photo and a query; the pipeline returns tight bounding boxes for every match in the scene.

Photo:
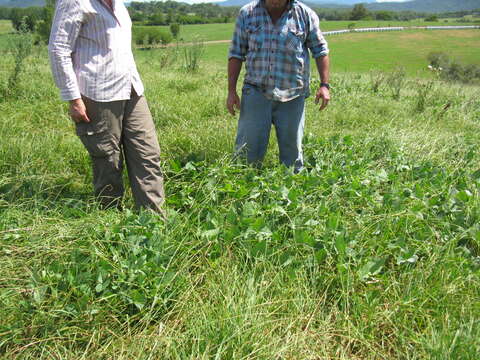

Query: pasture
[146,18,479,42]
[199,29,480,75]
[0,20,479,359]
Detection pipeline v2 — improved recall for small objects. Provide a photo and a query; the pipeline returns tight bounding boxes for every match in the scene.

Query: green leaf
[201,228,220,238]
[315,249,327,263]
[130,290,146,311]
[335,234,347,257]
[358,258,386,280]
[456,190,472,203]
[327,213,340,231]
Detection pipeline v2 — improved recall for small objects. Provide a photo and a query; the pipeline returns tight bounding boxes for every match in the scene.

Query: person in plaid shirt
[227,0,330,172]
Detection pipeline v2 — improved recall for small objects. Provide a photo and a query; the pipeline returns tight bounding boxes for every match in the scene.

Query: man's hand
[315,86,330,111]
[226,91,241,116]
[69,98,90,123]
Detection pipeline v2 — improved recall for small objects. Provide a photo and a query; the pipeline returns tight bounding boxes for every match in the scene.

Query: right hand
[69,98,90,123]
[226,91,240,116]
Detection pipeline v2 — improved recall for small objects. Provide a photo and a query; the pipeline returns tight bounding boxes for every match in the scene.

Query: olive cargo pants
[76,92,164,212]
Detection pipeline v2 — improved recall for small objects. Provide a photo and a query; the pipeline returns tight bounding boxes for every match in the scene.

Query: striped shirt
[48,0,144,102]
[229,0,329,102]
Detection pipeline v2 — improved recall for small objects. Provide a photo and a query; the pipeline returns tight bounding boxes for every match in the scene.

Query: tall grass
[0,36,479,358]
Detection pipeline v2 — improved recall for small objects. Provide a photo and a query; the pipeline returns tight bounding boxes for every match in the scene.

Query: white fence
[425,25,480,30]
[323,25,480,37]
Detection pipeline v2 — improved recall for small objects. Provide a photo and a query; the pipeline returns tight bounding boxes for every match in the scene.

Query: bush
[133,27,173,47]
[182,37,204,72]
[386,67,406,100]
[425,15,439,22]
[170,23,180,39]
[427,52,480,84]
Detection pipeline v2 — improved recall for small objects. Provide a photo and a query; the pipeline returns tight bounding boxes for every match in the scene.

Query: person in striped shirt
[227,0,330,173]
[48,0,165,213]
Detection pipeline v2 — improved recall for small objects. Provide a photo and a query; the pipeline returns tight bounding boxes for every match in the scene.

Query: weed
[414,80,434,113]
[369,70,387,94]
[0,26,479,359]
[386,66,406,100]
[1,20,33,99]
[182,37,204,72]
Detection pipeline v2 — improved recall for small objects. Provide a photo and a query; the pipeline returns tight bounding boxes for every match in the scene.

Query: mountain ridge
[0,0,44,7]
[218,0,480,13]
[1,0,479,13]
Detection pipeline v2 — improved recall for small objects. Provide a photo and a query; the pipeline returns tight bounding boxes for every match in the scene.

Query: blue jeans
[234,84,305,172]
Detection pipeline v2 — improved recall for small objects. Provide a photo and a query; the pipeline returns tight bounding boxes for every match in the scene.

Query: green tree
[148,12,165,26]
[375,11,393,21]
[350,4,368,21]
[169,23,180,39]
[425,15,439,22]
[35,0,55,44]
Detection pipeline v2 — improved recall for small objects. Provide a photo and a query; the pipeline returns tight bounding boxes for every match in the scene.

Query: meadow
[0,19,479,359]
[145,18,479,42]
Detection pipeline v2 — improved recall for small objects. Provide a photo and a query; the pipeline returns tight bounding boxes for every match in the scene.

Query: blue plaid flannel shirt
[229,0,329,102]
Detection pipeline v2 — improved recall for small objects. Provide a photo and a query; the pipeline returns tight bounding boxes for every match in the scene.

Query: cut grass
[0,24,479,359]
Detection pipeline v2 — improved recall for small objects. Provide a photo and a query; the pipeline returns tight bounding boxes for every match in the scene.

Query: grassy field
[1,24,480,359]
[147,19,480,42]
[0,19,11,34]
[200,29,480,76]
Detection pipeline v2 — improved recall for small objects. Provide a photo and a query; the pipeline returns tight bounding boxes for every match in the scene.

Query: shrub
[133,27,173,47]
[182,37,204,72]
[427,52,449,69]
[425,15,439,22]
[414,80,434,113]
[369,70,387,94]
[386,67,406,100]
[427,52,480,84]
[170,23,180,39]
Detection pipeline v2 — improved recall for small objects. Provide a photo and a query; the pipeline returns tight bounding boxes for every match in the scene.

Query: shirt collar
[258,0,296,11]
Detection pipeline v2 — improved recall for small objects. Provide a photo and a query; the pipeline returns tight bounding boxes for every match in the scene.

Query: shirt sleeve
[48,0,83,101]
[306,10,329,58]
[228,10,248,61]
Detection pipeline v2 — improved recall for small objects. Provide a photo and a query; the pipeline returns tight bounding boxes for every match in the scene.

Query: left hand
[315,86,330,111]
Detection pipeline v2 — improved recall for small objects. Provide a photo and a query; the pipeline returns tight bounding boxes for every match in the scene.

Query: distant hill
[366,0,480,13]
[0,0,44,7]
[218,0,480,13]
[218,0,374,7]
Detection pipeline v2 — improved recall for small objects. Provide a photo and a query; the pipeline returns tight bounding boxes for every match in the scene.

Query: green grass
[0,27,479,358]
[142,23,236,43]
[328,29,480,73]
[146,19,480,42]
[0,20,11,34]
[197,29,480,76]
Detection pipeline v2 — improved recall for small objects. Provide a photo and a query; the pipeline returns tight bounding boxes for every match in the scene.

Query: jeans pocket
[242,86,252,96]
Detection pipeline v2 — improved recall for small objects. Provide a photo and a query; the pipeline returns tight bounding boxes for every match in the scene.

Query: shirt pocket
[246,24,263,52]
[285,27,305,53]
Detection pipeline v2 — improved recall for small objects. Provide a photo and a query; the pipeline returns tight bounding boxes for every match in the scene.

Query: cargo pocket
[76,119,113,158]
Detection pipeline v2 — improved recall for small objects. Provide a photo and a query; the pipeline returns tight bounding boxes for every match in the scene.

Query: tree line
[128,1,238,26]
[0,1,478,43]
